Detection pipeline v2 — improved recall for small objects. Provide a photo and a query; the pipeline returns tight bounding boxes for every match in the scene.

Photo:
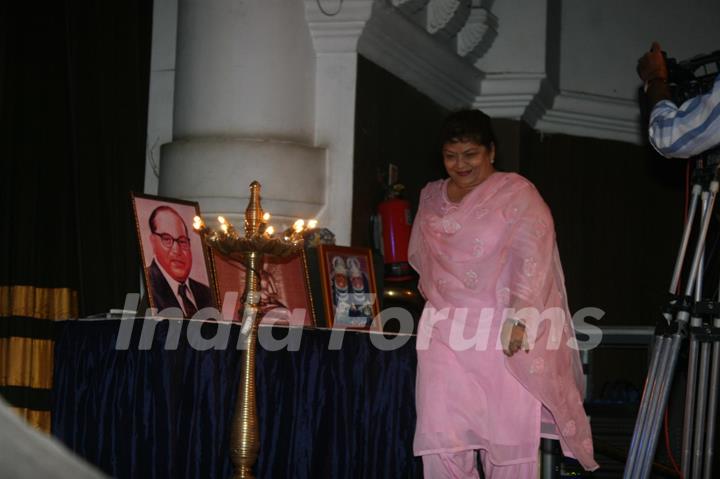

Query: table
[51,318,421,479]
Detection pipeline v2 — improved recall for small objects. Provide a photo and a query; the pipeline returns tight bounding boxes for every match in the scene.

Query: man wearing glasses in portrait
[147,205,213,318]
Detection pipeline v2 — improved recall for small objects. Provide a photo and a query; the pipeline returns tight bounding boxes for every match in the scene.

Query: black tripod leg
[683,184,712,477]
[683,318,702,477]
[703,320,720,479]
[692,341,711,478]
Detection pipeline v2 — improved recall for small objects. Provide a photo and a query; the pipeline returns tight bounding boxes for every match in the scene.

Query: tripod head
[691,147,720,188]
[665,50,720,105]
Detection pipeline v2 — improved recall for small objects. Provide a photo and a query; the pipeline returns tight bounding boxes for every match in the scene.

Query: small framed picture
[317,245,380,330]
[211,250,316,327]
[131,193,217,318]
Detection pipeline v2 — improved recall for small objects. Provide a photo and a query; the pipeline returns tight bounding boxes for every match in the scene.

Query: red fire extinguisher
[377,189,414,280]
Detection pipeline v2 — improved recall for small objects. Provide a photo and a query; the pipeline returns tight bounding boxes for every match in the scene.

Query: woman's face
[442,140,495,190]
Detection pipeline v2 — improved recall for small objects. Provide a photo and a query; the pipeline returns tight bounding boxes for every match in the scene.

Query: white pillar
[172,0,316,141]
[159,0,325,229]
[151,0,374,243]
[305,0,374,245]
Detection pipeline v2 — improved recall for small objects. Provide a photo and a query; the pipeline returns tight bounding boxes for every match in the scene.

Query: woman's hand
[502,319,529,357]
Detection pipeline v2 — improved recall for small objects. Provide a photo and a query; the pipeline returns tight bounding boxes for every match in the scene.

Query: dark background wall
[521,132,686,326]
[351,55,448,250]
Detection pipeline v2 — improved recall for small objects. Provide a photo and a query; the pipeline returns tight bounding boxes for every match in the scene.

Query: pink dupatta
[409,172,599,471]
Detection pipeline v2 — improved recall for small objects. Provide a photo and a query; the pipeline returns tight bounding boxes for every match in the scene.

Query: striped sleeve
[648,74,720,158]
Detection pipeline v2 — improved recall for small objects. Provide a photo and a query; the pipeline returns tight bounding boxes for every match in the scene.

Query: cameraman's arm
[637,42,670,108]
[645,79,671,108]
[649,74,720,158]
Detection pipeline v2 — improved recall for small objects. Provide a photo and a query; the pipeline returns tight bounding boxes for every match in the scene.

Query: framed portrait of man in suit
[131,193,217,318]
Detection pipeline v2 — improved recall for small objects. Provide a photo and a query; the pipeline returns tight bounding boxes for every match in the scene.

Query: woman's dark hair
[439,109,497,149]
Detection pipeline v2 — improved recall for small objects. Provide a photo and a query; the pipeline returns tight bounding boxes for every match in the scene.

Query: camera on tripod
[665,50,720,105]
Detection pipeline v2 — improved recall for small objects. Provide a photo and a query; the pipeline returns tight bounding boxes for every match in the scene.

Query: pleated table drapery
[51,318,422,478]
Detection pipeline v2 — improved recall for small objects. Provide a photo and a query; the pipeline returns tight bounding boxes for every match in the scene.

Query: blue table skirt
[51,318,422,478]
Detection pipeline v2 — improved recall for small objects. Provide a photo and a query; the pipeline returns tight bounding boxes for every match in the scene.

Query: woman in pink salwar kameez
[408,110,599,478]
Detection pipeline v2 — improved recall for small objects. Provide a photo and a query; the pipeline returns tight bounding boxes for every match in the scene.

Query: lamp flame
[293,219,305,233]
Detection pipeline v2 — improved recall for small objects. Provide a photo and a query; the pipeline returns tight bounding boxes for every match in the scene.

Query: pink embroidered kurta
[409,172,598,471]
